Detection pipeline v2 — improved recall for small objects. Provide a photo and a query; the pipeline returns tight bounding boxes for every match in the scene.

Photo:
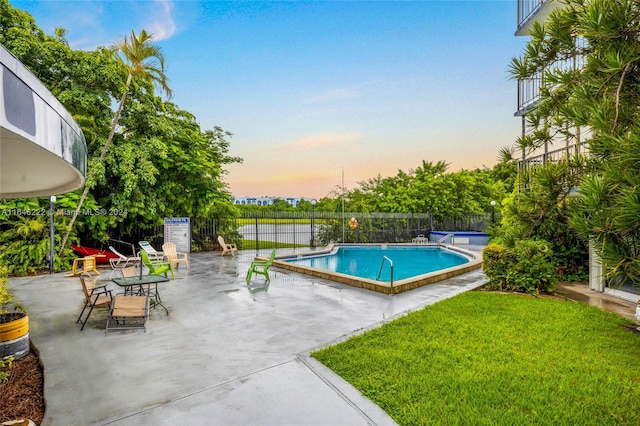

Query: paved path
[8,250,488,425]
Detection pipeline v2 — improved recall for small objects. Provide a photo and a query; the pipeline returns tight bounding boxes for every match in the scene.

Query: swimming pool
[272,244,483,294]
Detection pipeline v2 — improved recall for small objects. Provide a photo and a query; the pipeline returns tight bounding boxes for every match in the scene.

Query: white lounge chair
[109,245,140,269]
[138,241,164,261]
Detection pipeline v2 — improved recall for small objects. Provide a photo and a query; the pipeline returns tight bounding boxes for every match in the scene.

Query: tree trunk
[57,75,132,258]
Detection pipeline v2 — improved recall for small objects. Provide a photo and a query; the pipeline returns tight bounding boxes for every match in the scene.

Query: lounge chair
[109,245,140,269]
[138,241,164,261]
[246,249,277,283]
[218,235,238,257]
[162,242,189,271]
[105,294,150,333]
[140,250,174,279]
[76,272,113,331]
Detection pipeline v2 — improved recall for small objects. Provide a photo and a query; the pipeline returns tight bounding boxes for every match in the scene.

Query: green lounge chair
[246,249,276,283]
[140,250,174,279]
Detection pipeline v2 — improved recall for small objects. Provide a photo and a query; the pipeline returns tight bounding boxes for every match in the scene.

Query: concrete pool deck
[7,248,489,425]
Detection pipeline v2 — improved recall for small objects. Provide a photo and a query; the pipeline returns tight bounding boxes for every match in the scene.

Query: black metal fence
[113,211,494,253]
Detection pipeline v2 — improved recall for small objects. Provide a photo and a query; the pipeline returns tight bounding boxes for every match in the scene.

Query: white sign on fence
[164,217,191,253]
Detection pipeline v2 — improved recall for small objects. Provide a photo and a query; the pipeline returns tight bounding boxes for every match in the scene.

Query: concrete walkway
[8,250,488,426]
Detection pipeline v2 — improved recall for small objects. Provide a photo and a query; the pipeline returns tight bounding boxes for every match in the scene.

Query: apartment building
[515,0,587,175]
[233,196,316,207]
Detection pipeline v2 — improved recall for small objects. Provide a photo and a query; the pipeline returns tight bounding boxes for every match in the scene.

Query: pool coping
[271,243,483,294]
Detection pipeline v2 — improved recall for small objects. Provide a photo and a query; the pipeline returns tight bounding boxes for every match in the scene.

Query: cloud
[144,0,177,41]
[281,133,363,152]
[306,87,357,104]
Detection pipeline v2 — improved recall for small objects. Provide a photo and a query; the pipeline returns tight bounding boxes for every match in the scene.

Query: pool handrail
[436,233,455,246]
[377,255,394,288]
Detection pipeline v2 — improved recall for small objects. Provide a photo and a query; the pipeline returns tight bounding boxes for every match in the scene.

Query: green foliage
[0,199,76,275]
[342,161,508,218]
[483,240,557,294]
[512,0,640,286]
[493,161,589,281]
[0,264,10,313]
[0,2,242,268]
[0,356,14,384]
[264,199,295,212]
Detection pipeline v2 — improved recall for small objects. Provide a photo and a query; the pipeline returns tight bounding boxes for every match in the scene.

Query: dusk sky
[11,0,525,199]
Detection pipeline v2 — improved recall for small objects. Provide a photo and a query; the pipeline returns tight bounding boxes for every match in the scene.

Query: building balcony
[516,0,561,36]
[518,141,589,192]
[515,73,542,116]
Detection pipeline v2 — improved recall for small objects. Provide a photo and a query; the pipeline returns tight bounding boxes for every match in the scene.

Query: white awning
[0,43,86,198]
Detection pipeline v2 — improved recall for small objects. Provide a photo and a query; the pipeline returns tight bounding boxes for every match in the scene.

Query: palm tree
[58,29,172,256]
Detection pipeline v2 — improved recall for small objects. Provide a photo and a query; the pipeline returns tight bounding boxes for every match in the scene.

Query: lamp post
[49,195,56,274]
[310,199,316,248]
[490,200,496,224]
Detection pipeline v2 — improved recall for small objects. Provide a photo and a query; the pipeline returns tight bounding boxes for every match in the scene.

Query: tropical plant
[0,199,77,275]
[511,0,640,286]
[342,161,507,218]
[58,29,172,256]
[483,239,557,294]
[0,264,10,313]
[0,356,13,384]
[493,160,589,280]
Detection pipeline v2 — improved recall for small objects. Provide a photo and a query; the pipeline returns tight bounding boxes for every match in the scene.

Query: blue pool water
[285,246,470,283]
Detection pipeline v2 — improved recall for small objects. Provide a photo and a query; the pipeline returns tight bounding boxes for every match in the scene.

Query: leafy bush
[0,356,13,384]
[0,199,76,275]
[483,239,557,294]
[0,265,10,314]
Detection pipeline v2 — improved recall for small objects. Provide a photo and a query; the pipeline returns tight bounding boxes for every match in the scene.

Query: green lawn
[312,291,640,425]
[240,240,307,250]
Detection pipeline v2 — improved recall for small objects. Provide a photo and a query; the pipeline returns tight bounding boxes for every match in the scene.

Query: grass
[311,291,640,425]
[240,240,307,250]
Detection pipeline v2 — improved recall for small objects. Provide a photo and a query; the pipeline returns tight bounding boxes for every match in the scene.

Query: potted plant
[0,265,29,360]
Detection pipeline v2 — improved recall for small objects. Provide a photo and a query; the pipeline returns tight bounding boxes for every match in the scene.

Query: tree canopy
[0,0,241,272]
[335,161,507,218]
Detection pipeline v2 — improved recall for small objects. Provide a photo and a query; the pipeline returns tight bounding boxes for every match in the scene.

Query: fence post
[255,217,259,251]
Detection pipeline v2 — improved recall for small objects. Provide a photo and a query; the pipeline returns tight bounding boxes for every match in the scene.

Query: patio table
[112,274,170,315]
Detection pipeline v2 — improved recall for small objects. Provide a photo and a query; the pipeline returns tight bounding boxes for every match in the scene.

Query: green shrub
[483,239,557,294]
[0,199,76,275]
[0,265,10,314]
[0,356,13,383]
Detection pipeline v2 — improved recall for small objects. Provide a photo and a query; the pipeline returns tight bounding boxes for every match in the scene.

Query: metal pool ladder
[436,233,455,246]
[377,256,394,288]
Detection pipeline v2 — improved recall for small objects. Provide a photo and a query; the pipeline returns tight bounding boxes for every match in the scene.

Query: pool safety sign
[164,217,191,253]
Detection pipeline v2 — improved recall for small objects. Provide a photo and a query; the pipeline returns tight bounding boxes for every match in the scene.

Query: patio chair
[162,242,189,271]
[105,293,150,333]
[76,272,113,331]
[138,241,164,261]
[246,249,277,283]
[121,266,138,278]
[140,250,174,279]
[218,235,238,257]
[108,245,140,269]
[65,255,101,278]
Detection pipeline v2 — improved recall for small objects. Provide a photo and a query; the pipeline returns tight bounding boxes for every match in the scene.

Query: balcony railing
[517,0,547,32]
[516,71,542,115]
[518,141,589,190]
[516,37,586,115]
